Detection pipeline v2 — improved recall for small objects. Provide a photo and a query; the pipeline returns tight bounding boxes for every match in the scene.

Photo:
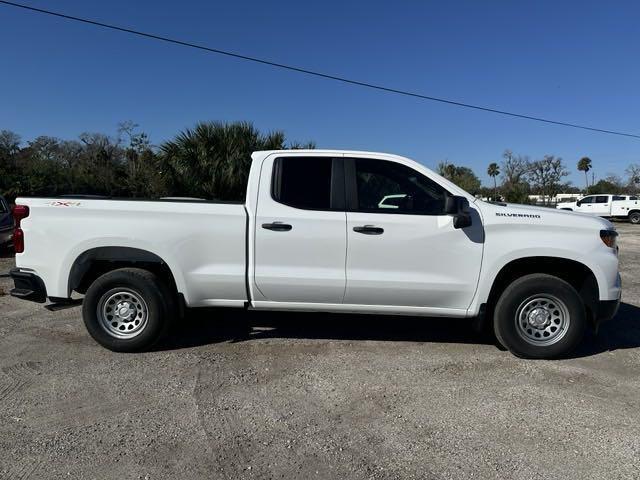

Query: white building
[528,193,581,204]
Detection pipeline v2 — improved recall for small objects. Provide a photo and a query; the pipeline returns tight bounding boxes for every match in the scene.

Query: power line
[1,0,639,140]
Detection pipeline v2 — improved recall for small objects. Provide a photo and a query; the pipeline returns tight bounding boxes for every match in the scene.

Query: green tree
[577,156,592,190]
[502,182,530,204]
[77,132,126,196]
[288,141,317,149]
[0,130,21,159]
[436,161,481,194]
[487,162,500,200]
[117,121,160,197]
[158,121,312,201]
[626,164,640,193]
[558,183,581,194]
[0,130,22,200]
[500,149,530,204]
[20,136,66,196]
[587,175,624,195]
[527,155,569,205]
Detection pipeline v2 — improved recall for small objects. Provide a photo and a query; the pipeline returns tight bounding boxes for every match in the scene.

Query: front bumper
[9,268,47,303]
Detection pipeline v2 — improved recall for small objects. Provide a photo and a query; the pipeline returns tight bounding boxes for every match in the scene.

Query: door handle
[353,225,384,235]
[262,222,292,232]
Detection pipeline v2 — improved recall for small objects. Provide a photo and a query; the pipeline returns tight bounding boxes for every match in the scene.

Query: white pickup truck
[9,150,621,359]
[556,194,640,224]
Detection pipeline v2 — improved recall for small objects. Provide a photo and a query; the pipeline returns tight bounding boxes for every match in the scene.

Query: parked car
[556,194,640,224]
[9,150,621,359]
[0,195,14,249]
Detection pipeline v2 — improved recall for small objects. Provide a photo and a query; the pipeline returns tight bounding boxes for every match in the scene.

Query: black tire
[629,211,640,224]
[82,268,175,352]
[493,274,587,359]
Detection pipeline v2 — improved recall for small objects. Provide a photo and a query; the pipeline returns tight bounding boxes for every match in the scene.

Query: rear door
[611,195,626,216]
[343,156,483,311]
[253,155,347,304]
[591,195,611,216]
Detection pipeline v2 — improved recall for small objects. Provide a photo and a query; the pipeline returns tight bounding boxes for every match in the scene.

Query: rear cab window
[271,156,344,210]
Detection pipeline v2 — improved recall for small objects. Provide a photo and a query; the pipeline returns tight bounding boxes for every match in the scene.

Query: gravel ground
[0,223,639,480]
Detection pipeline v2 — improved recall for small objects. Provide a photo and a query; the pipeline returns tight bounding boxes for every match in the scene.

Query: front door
[253,155,347,304]
[576,196,595,213]
[343,157,483,311]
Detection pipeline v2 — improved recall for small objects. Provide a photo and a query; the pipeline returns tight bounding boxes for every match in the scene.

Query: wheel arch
[484,256,599,325]
[68,246,180,299]
[628,209,640,221]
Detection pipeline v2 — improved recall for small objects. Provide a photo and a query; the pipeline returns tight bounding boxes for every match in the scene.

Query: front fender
[468,229,620,315]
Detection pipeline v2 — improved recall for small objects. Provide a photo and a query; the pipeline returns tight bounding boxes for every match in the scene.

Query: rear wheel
[493,274,587,359]
[82,268,174,352]
[629,211,640,224]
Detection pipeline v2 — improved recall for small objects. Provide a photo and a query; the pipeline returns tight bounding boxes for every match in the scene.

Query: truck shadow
[156,302,640,358]
[570,302,640,359]
[156,309,488,350]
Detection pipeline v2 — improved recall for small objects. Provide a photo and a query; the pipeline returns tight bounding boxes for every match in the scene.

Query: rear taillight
[13,228,24,253]
[12,205,29,253]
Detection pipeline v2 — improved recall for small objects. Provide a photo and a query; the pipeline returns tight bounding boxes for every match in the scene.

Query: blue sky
[1,0,638,186]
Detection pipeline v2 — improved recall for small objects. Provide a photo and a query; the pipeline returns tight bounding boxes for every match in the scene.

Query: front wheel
[493,274,587,359]
[629,211,640,224]
[82,268,174,352]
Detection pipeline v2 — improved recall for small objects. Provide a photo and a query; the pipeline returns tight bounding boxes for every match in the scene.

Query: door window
[580,196,594,204]
[272,157,334,210]
[612,196,625,201]
[352,158,448,215]
[595,196,609,203]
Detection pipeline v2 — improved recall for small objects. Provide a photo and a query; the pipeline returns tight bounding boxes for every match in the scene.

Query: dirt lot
[1,224,639,480]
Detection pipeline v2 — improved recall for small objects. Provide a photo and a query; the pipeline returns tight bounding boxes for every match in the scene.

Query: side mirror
[576,200,582,206]
[444,195,472,229]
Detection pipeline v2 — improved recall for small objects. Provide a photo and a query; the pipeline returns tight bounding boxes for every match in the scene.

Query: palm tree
[158,121,304,201]
[437,161,456,180]
[487,162,500,200]
[577,157,592,190]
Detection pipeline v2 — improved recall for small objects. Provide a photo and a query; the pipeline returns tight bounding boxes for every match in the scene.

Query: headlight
[600,229,618,249]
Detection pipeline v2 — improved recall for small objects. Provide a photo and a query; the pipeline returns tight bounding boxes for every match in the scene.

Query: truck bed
[611,198,640,218]
[14,197,249,307]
